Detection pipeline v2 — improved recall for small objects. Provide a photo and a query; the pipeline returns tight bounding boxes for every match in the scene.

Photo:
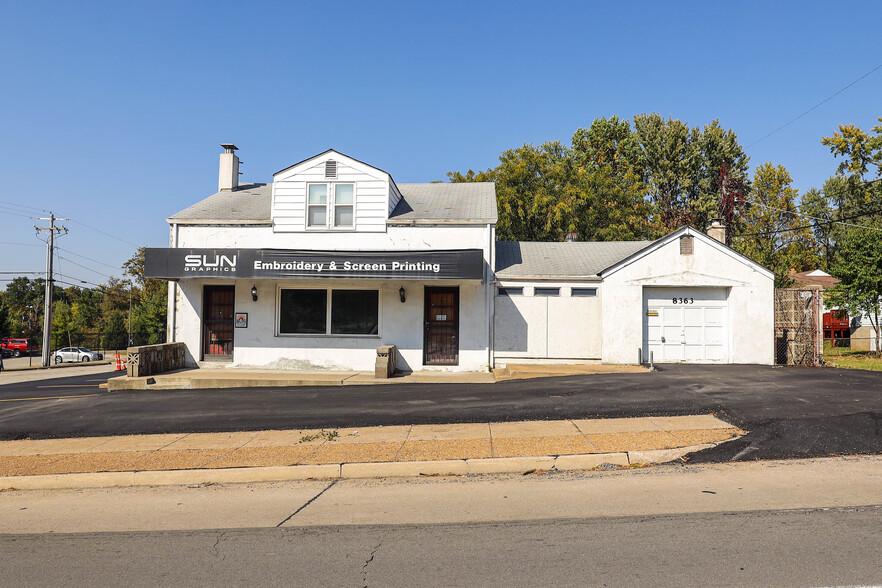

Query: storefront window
[279,289,327,334]
[331,290,379,334]
[279,288,379,336]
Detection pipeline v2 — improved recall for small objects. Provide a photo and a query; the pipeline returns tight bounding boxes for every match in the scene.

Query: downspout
[168,223,178,342]
[487,223,496,371]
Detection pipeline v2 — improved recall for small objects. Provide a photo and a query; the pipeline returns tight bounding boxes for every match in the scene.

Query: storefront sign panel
[145,248,485,280]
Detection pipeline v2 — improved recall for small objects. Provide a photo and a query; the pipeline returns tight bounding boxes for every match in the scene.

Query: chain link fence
[775,289,823,366]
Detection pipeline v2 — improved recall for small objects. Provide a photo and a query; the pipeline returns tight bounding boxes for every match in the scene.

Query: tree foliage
[734,163,817,286]
[827,228,882,354]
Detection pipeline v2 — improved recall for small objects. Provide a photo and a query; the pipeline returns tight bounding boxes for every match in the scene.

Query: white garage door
[643,287,728,363]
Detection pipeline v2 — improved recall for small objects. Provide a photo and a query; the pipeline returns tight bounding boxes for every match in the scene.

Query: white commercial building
[146,147,775,371]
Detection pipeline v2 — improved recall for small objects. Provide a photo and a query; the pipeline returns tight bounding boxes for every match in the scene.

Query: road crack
[361,536,384,588]
[211,531,227,560]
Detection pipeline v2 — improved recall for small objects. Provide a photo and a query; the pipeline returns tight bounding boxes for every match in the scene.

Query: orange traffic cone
[115,352,123,371]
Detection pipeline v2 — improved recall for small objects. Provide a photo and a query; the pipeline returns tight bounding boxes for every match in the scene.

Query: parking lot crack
[361,536,384,588]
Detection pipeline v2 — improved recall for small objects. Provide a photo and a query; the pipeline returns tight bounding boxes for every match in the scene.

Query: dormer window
[307,182,355,229]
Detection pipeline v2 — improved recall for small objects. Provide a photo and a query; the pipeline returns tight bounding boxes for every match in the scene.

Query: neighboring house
[789,269,849,345]
[145,146,775,371]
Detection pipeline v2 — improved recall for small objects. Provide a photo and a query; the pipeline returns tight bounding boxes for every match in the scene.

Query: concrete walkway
[106,363,649,390]
[0,415,741,490]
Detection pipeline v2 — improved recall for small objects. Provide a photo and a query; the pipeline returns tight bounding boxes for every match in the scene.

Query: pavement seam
[488,423,495,458]
[391,425,413,462]
[275,479,338,527]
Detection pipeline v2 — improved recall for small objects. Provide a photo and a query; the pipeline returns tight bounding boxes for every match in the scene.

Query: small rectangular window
[497,287,523,296]
[279,289,327,334]
[307,184,328,227]
[333,183,354,228]
[534,287,560,297]
[572,288,597,297]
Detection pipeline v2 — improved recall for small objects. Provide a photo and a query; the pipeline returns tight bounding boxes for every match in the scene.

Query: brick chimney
[707,219,726,244]
[218,144,240,191]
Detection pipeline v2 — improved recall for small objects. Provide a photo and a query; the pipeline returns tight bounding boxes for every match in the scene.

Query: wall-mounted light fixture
[251,285,258,302]
[399,286,406,303]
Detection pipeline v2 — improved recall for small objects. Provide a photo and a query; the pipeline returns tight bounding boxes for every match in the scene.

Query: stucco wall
[173,277,489,372]
[494,284,602,362]
[601,230,774,365]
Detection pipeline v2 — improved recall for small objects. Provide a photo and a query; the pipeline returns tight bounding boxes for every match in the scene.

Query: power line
[735,206,882,237]
[56,246,121,271]
[56,254,117,280]
[746,63,882,149]
[0,207,35,219]
[0,200,50,213]
[66,219,140,248]
[0,241,42,247]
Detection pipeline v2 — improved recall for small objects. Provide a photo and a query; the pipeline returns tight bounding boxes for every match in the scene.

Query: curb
[0,445,715,491]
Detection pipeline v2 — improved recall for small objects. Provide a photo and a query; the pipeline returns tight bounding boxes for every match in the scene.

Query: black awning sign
[146,248,485,281]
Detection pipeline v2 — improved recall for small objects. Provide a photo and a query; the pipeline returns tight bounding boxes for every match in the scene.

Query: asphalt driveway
[0,364,879,462]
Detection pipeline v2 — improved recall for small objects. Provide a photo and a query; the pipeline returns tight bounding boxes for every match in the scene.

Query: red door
[203,285,234,360]
[424,287,459,365]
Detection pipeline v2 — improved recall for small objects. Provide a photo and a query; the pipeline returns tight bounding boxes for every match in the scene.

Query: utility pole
[35,213,68,367]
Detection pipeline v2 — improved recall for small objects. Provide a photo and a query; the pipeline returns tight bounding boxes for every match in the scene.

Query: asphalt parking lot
[0,364,880,462]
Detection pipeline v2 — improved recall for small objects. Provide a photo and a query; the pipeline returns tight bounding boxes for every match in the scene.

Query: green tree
[733,163,817,286]
[51,300,81,349]
[101,311,128,350]
[632,114,749,232]
[827,228,882,355]
[821,117,882,179]
[571,117,655,240]
[450,141,580,241]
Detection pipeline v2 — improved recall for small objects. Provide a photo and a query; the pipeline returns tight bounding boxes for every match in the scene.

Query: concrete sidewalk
[0,415,741,490]
[106,363,649,390]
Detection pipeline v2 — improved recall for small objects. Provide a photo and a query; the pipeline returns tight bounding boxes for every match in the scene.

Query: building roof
[168,183,272,223]
[168,181,497,225]
[389,182,497,224]
[790,269,840,289]
[495,240,653,278]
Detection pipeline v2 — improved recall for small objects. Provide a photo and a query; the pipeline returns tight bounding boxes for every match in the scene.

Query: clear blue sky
[2,0,881,287]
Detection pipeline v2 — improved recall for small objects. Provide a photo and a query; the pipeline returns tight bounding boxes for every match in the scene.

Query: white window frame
[276,286,382,338]
[305,182,356,231]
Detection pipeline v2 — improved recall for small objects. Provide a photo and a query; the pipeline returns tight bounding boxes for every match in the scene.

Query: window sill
[275,333,382,339]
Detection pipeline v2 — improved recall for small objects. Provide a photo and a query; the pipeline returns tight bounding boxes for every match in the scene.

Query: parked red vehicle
[0,338,39,357]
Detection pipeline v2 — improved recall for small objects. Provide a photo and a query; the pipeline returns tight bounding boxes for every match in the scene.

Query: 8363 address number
[672,297,694,304]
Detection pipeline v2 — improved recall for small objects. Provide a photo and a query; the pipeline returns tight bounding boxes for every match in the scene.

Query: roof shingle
[495,241,653,278]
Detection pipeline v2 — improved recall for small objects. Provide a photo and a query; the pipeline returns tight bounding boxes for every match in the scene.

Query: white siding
[271,152,392,233]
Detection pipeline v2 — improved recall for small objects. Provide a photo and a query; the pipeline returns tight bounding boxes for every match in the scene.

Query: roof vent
[680,235,694,255]
[325,160,337,179]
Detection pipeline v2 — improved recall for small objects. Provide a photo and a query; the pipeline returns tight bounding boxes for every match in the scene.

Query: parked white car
[54,347,104,364]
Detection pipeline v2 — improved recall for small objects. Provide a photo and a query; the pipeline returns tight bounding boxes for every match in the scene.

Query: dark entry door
[424,287,459,365]
[203,285,234,360]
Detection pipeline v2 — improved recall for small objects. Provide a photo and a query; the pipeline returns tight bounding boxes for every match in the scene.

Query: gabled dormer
[271,149,402,233]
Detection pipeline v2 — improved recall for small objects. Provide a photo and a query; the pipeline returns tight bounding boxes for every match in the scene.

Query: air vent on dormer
[325,160,337,179]
[680,235,694,255]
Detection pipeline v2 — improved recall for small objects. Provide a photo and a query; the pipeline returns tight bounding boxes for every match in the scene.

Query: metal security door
[424,287,459,365]
[203,285,234,360]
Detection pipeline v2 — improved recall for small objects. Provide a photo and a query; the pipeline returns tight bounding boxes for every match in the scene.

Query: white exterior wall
[600,229,774,365]
[493,283,602,363]
[173,278,488,372]
[170,223,493,372]
[272,153,390,232]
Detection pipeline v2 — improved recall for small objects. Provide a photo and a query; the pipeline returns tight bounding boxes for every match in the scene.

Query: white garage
[643,287,728,363]
[493,226,775,366]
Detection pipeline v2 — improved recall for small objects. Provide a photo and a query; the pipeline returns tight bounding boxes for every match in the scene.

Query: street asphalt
[0,364,880,462]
